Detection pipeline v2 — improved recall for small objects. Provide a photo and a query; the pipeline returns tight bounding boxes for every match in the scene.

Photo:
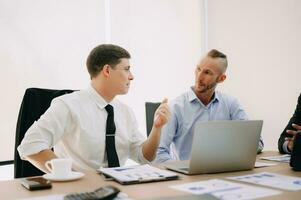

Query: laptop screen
[188,120,262,174]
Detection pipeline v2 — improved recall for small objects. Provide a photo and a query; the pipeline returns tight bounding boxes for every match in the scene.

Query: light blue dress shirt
[156,87,264,163]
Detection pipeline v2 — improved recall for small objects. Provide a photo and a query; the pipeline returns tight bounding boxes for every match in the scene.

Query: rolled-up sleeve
[17,99,71,159]
[126,108,148,164]
[155,107,178,163]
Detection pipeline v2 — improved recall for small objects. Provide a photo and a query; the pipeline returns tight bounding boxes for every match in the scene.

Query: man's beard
[197,82,217,93]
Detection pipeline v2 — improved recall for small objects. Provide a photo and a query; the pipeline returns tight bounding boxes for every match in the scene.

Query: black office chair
[14,88,75,178]
[145,102,160,136]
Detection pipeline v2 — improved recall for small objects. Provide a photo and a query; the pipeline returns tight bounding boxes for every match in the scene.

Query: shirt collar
[188,86,220,104]
[87,84,116,109]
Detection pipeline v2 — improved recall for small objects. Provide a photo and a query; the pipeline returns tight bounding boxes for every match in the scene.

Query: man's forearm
[25,149,57,173]
[142,126,162,161]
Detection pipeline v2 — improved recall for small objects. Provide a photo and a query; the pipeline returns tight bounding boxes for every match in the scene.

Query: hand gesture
[286,123,301,151]
[153,98,170,129]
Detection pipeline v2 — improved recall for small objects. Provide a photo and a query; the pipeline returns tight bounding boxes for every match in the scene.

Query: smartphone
[20,176,52,191]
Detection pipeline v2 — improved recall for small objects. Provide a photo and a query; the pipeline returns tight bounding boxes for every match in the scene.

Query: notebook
[98,164,179,185]
[165,120,263,175]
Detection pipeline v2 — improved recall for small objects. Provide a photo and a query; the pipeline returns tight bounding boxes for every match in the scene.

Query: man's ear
[218,74,226,83]
[102,64,111,77]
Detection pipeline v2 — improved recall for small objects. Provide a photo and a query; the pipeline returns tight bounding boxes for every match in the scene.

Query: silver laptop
[165,120,263,175]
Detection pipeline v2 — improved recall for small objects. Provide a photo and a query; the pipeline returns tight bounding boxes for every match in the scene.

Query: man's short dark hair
[207,49,227,59]
[207,49,228,72]
[86,44,131,78]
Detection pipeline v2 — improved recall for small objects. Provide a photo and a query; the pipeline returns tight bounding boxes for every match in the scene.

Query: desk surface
[1,151,301,199]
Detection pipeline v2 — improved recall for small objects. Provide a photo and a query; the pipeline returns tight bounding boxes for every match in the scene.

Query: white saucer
[43,171,84,182]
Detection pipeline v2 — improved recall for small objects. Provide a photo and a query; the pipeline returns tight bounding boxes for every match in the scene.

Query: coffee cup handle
[45,161,53,173]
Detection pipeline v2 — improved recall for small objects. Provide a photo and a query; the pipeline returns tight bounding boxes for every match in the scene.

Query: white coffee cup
[45,158,72,178]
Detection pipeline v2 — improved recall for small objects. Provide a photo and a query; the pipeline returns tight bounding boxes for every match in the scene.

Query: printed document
[170,179,280,200]
[260,154,290,163]
[228,172,301,191]
[99,164,178,184]
[254,161,276,168]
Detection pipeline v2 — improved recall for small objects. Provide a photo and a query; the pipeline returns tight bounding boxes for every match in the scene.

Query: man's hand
[286,123,301,151]
[153,98,170,129]
[142,98,170,161]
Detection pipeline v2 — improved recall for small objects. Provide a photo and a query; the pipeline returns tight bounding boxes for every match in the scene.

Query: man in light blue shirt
[156,49,264,163]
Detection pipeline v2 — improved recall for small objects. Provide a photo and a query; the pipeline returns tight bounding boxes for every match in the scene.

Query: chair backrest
[145,102,160,136]
[14,88,75,178]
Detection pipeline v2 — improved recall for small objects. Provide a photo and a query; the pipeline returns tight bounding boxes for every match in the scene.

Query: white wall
[2,0,295,161]
[109,0,202,134]
[0,0,106,161]
[207,0,301,150]
[0,0,203,161]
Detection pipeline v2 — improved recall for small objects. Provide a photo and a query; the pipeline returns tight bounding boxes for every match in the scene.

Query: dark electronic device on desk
[20,176,52,191]
[64,185,120,200]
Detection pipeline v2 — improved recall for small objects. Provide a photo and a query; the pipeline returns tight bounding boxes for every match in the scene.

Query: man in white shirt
[18,44,170,172]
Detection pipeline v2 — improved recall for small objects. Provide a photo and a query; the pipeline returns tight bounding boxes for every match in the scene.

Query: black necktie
[105,104,120,167]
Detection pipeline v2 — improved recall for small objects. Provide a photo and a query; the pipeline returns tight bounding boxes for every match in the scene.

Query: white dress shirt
[18,84,148,171]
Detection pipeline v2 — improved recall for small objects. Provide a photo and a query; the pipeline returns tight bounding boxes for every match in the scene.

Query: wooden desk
[1,151,301,199]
